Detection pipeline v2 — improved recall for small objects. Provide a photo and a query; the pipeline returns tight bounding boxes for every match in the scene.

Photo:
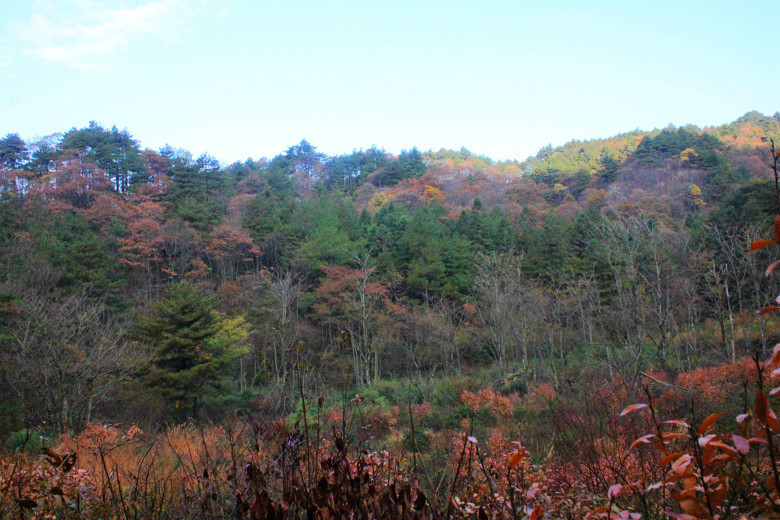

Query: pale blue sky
[1,0,777,163]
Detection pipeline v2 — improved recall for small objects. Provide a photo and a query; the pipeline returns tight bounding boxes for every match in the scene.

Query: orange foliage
[524,383,557,411]
[460,388,518,418]
[674,357,754,402]
[83,193,129,230]
[423,185,445,204]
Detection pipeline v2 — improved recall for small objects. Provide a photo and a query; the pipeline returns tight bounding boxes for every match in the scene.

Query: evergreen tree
[165,154,226,231]
[373,148,426,187]
[0,133,29,168]
[134,282,245,416]
[58,122,146,191]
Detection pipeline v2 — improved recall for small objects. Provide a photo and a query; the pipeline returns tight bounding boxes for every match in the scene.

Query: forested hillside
[2,111,780,518]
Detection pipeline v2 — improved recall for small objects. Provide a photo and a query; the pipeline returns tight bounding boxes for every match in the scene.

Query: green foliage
[133,282,248,416]
[165,154,227,231]
[374,203,476,299]
[423,146,493,172]
[523,130,643,183]
[521,212,580,279]
[372,148,426,187]
[452,206,518,253]
[294,195,366,272]
[598,154,620,186]
[4,113,780,458]
[0,133,29,168]
[285,138,325,173]
[6,428,44,453]
[27,142,58,176]
[58,121,146,191]
[324,146,389,192]
[49,214,124,305]
[713,109,780,138]
[634,126,723,171]
[706,177,775,228]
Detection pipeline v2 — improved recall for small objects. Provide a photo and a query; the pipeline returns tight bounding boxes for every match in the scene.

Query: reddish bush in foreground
[593,349,780,519]
[0,417,553,519]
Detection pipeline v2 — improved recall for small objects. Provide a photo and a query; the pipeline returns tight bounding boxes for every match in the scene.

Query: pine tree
[134,282,245,416]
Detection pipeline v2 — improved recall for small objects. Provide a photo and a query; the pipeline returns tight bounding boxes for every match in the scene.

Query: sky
[1,0,778,164]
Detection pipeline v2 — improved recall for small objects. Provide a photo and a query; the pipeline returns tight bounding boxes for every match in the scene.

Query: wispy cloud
[13,0,211,71]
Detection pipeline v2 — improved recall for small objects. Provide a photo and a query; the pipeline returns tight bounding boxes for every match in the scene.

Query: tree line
[0,114,779,435]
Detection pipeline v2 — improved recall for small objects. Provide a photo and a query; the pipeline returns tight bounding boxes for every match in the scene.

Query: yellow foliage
[690,183,706,208]
[423,185,445,203]
[368,190,392,211]
[680,147,698,162]
[212,312,251,357]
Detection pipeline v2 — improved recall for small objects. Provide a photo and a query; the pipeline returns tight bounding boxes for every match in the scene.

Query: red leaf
[767,260,780,276]
[585,507,608,518]
[608,484,623,498]
[747,239,777,252]
[671,454,692,475]
[646,482,665,492]
[620,403,647,417]
[706,440,737,455]
[529,504,544,520]
[508,451,524,469]
[659,451,686,466]
[697,413,723,435]
[664,419,691,429]
[732,434,750,455]
[766,343,780,368]
[629,434,655,450]
[698,434,716,447]
[43,448,62,467]
[769,410,780,433]
[760,306,780,314]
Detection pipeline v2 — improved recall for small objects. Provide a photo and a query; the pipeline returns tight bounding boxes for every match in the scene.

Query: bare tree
[707,223,773,359]
[473,251,540,373]
[1,291,133,432]
[264,270,304,385]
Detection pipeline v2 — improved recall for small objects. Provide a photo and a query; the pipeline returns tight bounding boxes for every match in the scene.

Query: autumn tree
[285,139,325,196]
[313,257,400,385]
[204,225,260,284]
[28,151,112,211]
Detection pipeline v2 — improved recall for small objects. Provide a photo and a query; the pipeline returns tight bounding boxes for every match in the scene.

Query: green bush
[6,428,45,453]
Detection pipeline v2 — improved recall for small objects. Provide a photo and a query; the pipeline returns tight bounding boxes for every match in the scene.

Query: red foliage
[83,193,129,230]
[27,151,112,211]
[460,388,518,418]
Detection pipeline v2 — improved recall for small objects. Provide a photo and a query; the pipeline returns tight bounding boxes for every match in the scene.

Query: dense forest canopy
[3,113,780,518]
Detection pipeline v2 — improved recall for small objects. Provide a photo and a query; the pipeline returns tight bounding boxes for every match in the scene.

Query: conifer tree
[134,282,246,416]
